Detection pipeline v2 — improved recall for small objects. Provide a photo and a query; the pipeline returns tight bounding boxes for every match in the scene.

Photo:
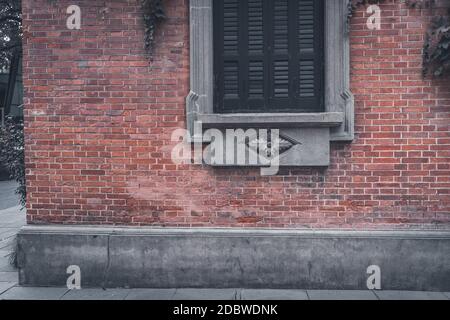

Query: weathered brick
[21,0,450,229]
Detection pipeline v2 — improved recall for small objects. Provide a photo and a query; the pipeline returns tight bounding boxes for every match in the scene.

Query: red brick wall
[22,0,450,229]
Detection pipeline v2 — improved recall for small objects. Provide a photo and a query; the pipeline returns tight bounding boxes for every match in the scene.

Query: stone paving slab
[0,286,448,300]
[0,228,18,241]
[125,289,177,300]
[307,290,378,300]
[241,289,308,300]
[0,205,24,239]
[0,272,18,283]
[0,213,21,219]
[0,241,12,250]
[0,282,15,295]
[0,181,20,210]
[0,219,25,228]
[0,222,25,229]
[61,288,131,300]
[1,212,25,218]
[0,209,24,217]
[0,223,25,229]
[0,211,25,218]
[0,258,15,272]
[0,250,10,258]
[374,291,448,300]
[172,289,238,300]
[0,242,10,251]
[0,286,69,300]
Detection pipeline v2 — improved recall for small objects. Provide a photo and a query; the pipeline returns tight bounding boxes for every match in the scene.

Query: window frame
[186,0,354,143]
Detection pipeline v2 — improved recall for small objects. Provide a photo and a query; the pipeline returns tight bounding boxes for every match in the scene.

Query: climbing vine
[349,0,450,77]
[140,0,449,76]
[423,12,450,76]
[141,0,166,58]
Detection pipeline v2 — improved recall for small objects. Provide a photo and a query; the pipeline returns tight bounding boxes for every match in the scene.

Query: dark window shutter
[247,0,265,111]
[214,0,324,113]
[214,0,240,112]
[298,0,322,105]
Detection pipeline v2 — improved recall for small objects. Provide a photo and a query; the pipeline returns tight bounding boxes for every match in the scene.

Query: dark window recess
[214,0,324,113]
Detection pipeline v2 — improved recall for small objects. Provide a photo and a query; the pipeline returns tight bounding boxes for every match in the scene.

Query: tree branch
[0,42,21,53]
[0,14,21,25]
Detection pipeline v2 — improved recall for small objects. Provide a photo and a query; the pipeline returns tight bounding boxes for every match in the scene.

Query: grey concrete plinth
[375,291,448,300]
[17,231,109,287]
[62,288,130,300]
[241,289,308,300]
[0,286,68,300]
[126,289,176,300]
[17,226,450,291]
[307,290,378,300]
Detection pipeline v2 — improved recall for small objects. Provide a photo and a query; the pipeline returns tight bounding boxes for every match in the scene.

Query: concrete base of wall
[17,226,450,291]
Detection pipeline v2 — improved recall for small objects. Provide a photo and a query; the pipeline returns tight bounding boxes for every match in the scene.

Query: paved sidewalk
[0,180,449,300]
[0,180,22,210]
[0,287,448,300]
[0,180,25,298]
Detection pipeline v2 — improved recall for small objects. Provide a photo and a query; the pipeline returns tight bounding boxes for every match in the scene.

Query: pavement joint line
[171,288,178,300]
[122,289,131,300]
[373,290,381,300]
[0,284,17,296]
[0,235,16,243]
[305,290,310,300]
[372,290,380,300]
[62,289,71,300]
[59,289,71,300]
[1,287,450,300]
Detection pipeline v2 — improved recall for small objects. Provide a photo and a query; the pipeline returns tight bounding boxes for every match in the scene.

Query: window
[213,0,324,113]
[187,0,354,166]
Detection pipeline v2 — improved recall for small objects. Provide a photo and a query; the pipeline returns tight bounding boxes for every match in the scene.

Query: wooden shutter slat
[297,0,323,110]
[216,0,242,111]
[248,0,264,55]
[214,0,324,113]
[247,0,265,110]
[270,0,290,110]
[298,0,316,100]
[238,0,249,110]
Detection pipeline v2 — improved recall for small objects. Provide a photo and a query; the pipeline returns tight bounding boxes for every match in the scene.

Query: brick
[21,0,450,229]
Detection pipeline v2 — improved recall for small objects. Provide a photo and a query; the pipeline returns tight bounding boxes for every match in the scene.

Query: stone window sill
[197,112,344,129]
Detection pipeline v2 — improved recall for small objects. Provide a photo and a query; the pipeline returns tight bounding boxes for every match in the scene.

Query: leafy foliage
[141,0,166,58]
[0,117,26,208]
[424,12,450,76]
[350,0,450,77]
[0,0,21,70]
[7,235,17,268]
